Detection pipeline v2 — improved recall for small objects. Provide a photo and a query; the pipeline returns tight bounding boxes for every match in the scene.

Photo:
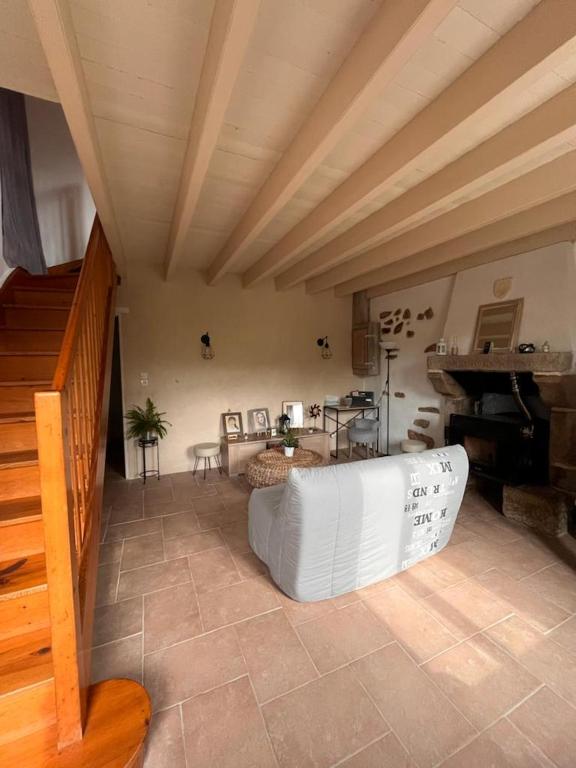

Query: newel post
[35,389,85,750]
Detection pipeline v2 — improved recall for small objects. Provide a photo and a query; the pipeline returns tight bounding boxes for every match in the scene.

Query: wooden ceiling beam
[365,223,576,298]
[306,151,576,294]
[164,0,260,280]
[205,0,459,284]
[245,0,576,287]
[331,191,576,297]
[27,0,124,267]
[276,82,576,289]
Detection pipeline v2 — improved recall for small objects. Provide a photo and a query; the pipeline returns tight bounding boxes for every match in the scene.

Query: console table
[323,405,380,459]
[221,429,330,476]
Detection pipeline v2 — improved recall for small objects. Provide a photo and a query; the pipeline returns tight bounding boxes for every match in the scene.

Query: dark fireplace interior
[447,371,550,492]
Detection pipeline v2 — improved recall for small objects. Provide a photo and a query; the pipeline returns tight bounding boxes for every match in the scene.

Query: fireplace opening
[448,372,550,487]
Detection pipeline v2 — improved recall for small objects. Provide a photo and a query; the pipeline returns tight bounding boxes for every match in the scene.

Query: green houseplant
[282,430,299,458]
[125,398,171,441]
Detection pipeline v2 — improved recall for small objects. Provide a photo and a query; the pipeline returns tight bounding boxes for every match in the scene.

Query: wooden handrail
[35,216,117,750]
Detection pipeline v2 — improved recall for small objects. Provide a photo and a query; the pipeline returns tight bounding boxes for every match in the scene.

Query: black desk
[323,405,380,459]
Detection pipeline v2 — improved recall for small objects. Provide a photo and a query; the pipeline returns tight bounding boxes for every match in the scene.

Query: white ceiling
[2,0,576,294]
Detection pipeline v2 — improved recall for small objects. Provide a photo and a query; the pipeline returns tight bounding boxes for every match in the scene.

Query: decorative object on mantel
[450,336,459,355]
[542,340,551,353]
[436,337,447,355]
[519,343,536,354]
[200,332,214,359]
[279,413,291,434]
[248,408,270,434]
[317,336,332,359]
[482,341,494,354]
[222,410,243,438]
[308,403,322,431]
[493,277,513,299]
[282,430,299,458]
[472,298,523,352]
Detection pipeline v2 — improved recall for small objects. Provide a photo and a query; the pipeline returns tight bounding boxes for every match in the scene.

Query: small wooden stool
[401,439,427,453]
[193,442,223,479]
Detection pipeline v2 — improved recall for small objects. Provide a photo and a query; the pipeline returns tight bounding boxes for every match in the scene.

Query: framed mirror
[472,298,523,353]
[282,400,304,428]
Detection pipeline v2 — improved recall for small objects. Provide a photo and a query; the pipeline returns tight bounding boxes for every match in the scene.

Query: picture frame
[282,400,304,428]
[248,407,270,434]
[222,411,243,437]
[471,299,523,353]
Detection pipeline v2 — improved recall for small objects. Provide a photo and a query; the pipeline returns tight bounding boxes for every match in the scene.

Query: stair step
[0,411,35,424]
[0,497,42,526]
[0,461,41,502]
[0,678,150,764]
[18,274,78,290]
[0,449,39,469]
[0,384,48,414]
[0,588,49,643]
[0,554,47,602]
[3,305,70,330]
[11,287,74,307]
[0,498,44,561]
[0,328,64,353]
[0,627,53,697]
[0,352,58,383]
[0,420,37,452]
[0,674,56,747]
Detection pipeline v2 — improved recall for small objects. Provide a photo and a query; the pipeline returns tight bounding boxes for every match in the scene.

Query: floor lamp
[379,344,399,456]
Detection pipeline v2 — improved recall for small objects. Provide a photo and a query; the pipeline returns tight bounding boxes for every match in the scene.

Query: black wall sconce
[200,332,214,360]
[317,336,332,359]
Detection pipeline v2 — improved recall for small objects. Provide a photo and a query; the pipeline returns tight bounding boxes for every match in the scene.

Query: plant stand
[138,437,160,484]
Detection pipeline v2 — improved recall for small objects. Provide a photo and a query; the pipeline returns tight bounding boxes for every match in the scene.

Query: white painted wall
[26,96,95,267]
[120,263,364,478]
[370,278,454,453]
[0,95,94,284]
[443,242,576,355]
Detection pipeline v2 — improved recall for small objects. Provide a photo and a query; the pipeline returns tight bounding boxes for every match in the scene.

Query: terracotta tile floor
[94,467,576,768]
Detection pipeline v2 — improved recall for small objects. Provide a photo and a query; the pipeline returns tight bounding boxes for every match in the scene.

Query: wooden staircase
[0,221,150,766]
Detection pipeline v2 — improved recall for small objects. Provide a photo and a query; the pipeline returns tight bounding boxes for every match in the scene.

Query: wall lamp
[316,336,332,359]
[200,332,214,360]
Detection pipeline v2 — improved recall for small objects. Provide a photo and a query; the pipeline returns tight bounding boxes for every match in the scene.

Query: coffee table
[246,447,325,488]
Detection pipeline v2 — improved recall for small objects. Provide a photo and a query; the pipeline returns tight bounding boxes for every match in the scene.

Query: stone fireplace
[427,351,575,535]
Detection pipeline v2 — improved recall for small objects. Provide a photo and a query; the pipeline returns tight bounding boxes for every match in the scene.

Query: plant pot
[284,446,295,458]
[144,430,157,441]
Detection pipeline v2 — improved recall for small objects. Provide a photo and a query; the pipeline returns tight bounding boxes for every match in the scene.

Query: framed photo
[222,411,243,437]
[472,299,523,353]
[282,400,304,428]
[248,408,270,433]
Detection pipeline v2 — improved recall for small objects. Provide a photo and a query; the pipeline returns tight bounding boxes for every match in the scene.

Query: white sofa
[249,445,468,602]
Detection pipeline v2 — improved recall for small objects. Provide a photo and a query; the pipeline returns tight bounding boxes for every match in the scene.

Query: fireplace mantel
[427,352,573,374]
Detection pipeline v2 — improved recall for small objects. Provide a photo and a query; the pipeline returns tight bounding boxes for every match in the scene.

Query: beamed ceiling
[3,0,576,297]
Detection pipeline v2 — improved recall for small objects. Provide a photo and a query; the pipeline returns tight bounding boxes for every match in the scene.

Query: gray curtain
[0,87,47,274]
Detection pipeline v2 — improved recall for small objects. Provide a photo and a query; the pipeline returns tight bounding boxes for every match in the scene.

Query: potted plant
[282,430,299,458]
[125,398,171,441]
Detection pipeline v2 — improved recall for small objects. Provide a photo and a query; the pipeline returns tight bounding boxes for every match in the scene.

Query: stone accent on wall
[394,392,406,399]
[418,406,440,414]
[408,429,434,449]
[427,370,466,398]
[414,419,430,429]
[503,485,570,537]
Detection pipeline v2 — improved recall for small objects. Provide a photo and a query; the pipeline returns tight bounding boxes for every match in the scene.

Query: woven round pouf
[401,439,427,453]
[246,447,324,488]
